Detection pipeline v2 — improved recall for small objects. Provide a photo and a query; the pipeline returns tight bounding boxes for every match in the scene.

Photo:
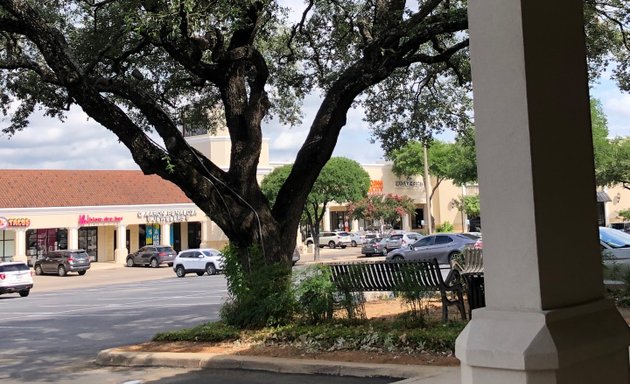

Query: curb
[96,349,457,381]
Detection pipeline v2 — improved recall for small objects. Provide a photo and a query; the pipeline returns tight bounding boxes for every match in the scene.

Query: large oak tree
[1,1,629,324]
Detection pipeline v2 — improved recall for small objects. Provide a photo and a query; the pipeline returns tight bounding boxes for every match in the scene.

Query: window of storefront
[0,230,15,262]
[172,223,181,252]
[330,211,351,232]
[187,222,201,249]
[413,208,424,229]
[78,227,98,261]
[26,228,68,259]
[139,224,161,247]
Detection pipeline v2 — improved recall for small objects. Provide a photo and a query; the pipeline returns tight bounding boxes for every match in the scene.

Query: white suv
[305,231,352,249]
[173,248,224,277]
[0,262,34,297]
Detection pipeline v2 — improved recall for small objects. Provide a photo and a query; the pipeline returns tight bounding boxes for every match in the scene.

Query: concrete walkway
[96,348,460,383]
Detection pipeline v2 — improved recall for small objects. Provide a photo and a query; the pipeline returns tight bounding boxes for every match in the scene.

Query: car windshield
[201,250,220,256]
[600,227,630,249]
[0,263,28,272]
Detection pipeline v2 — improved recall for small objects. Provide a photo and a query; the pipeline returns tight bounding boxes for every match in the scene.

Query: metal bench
[452,248,485,317]
[327,259,466,322]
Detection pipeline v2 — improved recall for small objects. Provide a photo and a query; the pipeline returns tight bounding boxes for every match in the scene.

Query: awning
[596,191,612,202]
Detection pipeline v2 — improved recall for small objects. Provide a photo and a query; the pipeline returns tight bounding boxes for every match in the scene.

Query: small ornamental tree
[261,157,370,259]
[348,193,415,232]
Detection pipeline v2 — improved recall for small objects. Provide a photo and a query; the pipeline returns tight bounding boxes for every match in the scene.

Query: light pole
[423,143,432,234]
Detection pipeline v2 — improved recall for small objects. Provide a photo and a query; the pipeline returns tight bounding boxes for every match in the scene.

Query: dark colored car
[361,237,385,257]
[34,249,91,276]
[126,245,177,268]
[385,233,478,265]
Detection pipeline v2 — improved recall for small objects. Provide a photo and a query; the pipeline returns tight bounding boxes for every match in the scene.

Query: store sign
[78,214,123,226]
[368,180,384,194]
[395,178,424,190]
[0,217,31,229]
[137,209,196,223]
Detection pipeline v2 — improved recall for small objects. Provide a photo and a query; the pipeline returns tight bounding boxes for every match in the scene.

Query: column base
[114,248,128,265]
[456,299,630,384]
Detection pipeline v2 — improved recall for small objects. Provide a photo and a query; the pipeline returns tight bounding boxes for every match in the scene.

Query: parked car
[173,248,224,277]
[34,249,91,276]
[0,262,33,297]
[126,245,176,268]
[348,232,378,247]
[361,237,387,257]
[600,226,630,275]
[384,232,422,252]
[385,233,478,265]
[304,231,352,249]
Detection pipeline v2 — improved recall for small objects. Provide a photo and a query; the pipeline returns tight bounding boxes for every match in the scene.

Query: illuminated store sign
[137,209,196,223]
[78,215,123,226]
[368,180,383,194]
[0,217,31,229]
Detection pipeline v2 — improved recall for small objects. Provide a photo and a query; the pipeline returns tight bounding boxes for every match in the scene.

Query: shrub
[220,244,296,328]
[153,321,239,342]
[293,265,335,324]
[436,221,454,233]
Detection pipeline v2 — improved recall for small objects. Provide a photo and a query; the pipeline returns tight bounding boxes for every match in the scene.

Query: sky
[0,76,627,171]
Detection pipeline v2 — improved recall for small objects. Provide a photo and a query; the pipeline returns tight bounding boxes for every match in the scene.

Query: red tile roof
[0,170,192,208]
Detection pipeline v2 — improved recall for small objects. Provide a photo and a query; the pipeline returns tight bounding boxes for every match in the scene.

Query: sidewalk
[96,348,460,383]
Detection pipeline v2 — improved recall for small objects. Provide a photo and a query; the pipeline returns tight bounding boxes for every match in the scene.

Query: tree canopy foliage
[347,193,416,230]
[390,128,477,200]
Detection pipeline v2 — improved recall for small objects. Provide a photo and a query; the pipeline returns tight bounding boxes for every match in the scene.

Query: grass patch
[152,313,466,355]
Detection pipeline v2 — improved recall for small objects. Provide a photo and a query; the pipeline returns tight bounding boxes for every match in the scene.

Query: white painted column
[180,222,189,250]
[160,223,171,246]
[14,229,26,263]
[323,207,331,231]
[351,219,360,232]
[457,1,630,383]
[68,227,79,250]
[114,224,127,264]
[402,213,410,231]
[200,220,210,248]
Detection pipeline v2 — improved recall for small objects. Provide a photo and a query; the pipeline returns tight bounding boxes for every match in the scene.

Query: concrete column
[14,229,26,263]
[68,227,79,249]
[181,222,189,250]
[200,220,210,248]
[323,207,331,231]
[160,223,171,246]
[457,1,630,383]
[114,224,127,264]
[351,219,360,232]
[402,214,410,231]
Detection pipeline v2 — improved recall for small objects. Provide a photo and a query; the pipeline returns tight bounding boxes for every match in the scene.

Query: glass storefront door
[78,227,98,261]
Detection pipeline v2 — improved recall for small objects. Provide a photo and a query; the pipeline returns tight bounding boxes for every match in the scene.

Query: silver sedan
[385,233,478,265]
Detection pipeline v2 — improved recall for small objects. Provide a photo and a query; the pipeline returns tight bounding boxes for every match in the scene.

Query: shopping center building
[0,127,625,264]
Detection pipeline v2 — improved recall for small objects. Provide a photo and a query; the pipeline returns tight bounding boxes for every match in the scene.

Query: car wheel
[34,265,43,275]
[58,265,67,277]
[175,265,186,278]
[167,263,173,267]
[341,245,347,249]
[392,255,404,262]
[78,270,87,276]
[382,249,387,256]
[328,241,336,249]
[196,272,205,276]
[150,258,159,268]
[19,289,30,297]
[126,258,134,267]
[351,240,357,247]
[206,263,217,275]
